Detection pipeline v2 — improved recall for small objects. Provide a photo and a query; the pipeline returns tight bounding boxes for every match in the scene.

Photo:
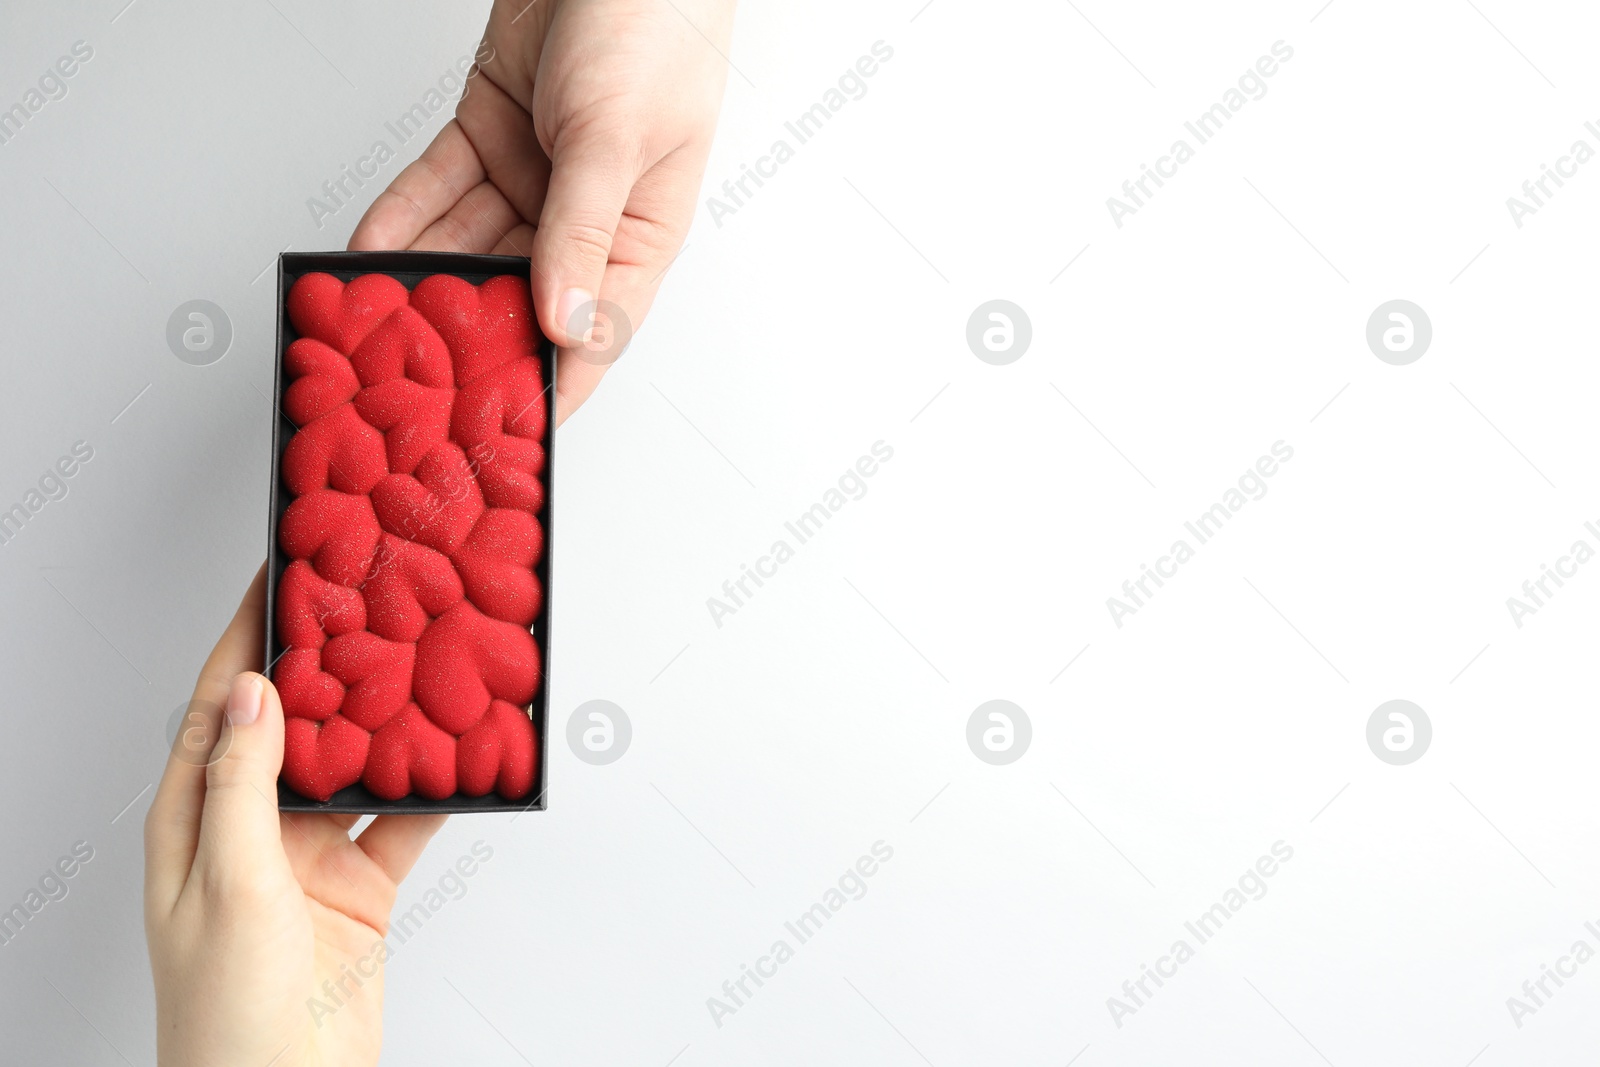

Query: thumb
[194,673,286,877]
[531,137,638,348]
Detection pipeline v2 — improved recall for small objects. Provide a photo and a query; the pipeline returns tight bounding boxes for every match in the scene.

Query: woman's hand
[350,0,739,424]
[144,565,446,1067]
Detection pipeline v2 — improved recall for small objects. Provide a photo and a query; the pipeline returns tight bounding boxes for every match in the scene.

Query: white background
[2,0,1598,1063]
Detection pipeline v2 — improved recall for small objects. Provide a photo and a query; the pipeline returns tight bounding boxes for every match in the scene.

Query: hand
[349,0,738,424]
[144,565,447,1067]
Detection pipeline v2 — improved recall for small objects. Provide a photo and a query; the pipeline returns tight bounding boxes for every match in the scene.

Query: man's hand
[349,0,738,424]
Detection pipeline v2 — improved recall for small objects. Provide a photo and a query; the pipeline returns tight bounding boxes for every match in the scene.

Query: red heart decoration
[275,272,546,802]
[361,534,464,643]
[354,378,455,477]
[283,714,370,802]
[411,274,537,387]
[348,304,454,389]
[451,357,547,511]
[452,509,542,626]
[282,403,389,496]
[456,699,538,800]
[275,648,344,722]
[370,442,485,555]
[363,703,457,801]
[321,630,415,732]
[279,489,383,587]
[287,272,409,356]
[412,600,538,735]
[276,559,366,650]
[283,338,359,425]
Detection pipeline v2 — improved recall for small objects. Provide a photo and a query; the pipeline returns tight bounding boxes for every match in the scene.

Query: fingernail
[226,675,263,727]
[557,288,594,344]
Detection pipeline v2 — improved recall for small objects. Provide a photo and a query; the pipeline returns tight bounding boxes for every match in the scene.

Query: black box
[267,251,552,814]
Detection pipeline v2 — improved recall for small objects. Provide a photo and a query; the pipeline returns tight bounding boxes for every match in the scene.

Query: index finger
[348,121,487,252]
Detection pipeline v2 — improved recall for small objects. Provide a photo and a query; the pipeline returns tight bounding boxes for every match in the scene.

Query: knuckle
[193,669,236,704]
[197,857,274,912]
[556,221,615,262]
[203,750,261,794]
[431,213,474,252]
[550,108,639,164]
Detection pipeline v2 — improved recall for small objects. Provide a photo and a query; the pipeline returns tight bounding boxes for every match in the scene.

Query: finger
[412,180,525,254]
[348,122,486,252]
[355,814,449,885]
[530,134,641,349]
[553,346,607,426]
[461,72,551,228]
[550,246,659,425]
[489,222,536,258]
[145,564,266,913]
[190,673,287,885]
[552,154,701,424]
[275,811,395,932]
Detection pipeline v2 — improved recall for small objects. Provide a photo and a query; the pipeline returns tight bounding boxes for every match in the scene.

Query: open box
[267,251,552,814]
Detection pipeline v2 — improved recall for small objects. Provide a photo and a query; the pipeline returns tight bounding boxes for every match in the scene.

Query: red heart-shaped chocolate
[456,699,538,799]
[321,630,415,732]
[348,304,454,389]
[277,559,366,650]
[361,534,464,643]
[275,647,345,722]
[370,442,485,555]
[283,338,360,425]
[283,714,370,802]
[363,703,457,801]
[451,357,547,511]
[278,270,549,802]
[282,403,388,496]
[452,509,542,626]
[354,378,455,477]
[280,489,383,588]
[287,272,409,356]
[412,600,539,734]
[410,274,537,387]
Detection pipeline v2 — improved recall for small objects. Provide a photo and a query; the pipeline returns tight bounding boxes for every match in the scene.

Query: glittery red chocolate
[276,272,544,802]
